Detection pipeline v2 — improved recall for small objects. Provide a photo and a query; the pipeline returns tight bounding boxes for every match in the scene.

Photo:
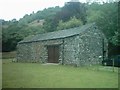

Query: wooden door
[48,45,59,63]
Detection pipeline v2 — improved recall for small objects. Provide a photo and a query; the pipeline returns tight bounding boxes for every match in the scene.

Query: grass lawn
[2,59,118,88]
[0,58,2,89]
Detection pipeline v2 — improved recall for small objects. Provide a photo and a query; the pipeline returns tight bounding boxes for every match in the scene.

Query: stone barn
[17,23,108,66]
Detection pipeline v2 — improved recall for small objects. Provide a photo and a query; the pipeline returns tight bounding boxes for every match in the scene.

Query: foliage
[2,1,119,52]
[55,2,87,24]
[111,32,119,45]
[43,2,87,32]
[2,21,22,51]
[2,6,61,51]
[2,20,44,51]
[18,6,61,26]
[57,16,83,30]
[43,16,58,32]
[87,2,119,45]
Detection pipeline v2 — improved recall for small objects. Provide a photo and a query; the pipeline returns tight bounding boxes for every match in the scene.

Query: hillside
[28,19,45,27]
[2,6,62,52]
[18,6,61,25]
[2,1,119,55]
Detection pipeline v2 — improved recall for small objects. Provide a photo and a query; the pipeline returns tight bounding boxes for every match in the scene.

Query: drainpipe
[102,38,104,61]
[62,39,65,65]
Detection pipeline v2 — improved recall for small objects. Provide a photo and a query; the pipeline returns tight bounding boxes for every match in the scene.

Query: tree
[86,2,119,56]
[57,16,83,30]
[87,2,118,45]
[43,16,58,32]
[55,2,87,24]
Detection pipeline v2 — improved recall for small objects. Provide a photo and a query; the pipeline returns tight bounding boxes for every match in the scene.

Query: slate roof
[19,23,95,44]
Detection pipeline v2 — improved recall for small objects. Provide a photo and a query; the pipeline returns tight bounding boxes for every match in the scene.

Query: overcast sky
[0,0,88,21]
[0,0,112,21]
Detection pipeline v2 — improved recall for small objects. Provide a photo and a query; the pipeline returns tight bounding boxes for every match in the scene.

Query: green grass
[2,59,118,88]
[0,59,2,89]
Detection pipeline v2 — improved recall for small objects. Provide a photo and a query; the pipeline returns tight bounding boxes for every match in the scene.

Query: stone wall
[17,25,108,66]
[61,25,108,66]
[17,39,63,63]
[17,42,46,63]
[62,35,80,66]
[78,25,108,66]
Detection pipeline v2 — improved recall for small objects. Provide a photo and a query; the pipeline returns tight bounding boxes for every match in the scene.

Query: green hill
[2,2,119,54]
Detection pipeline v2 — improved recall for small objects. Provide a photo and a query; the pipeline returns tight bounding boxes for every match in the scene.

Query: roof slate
[19,23,95,44]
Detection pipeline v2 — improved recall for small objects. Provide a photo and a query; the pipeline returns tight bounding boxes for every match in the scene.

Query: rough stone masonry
[17,23,108,66]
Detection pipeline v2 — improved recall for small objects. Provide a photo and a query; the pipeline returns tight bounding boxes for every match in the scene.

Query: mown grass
[2,59,118,88]
[0,58,2,89]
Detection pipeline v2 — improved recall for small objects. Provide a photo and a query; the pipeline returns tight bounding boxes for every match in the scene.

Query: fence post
[112,58,114,72]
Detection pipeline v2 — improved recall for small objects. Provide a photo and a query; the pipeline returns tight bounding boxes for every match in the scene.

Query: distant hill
[28,19,45,27]
[2,6,62,52]
[18,6,61,26]
[2,2,119,53]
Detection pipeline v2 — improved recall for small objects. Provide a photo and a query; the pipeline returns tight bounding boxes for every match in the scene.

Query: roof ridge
[19,23,95,44]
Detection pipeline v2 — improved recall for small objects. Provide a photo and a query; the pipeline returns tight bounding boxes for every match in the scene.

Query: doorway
[47,45,59,63]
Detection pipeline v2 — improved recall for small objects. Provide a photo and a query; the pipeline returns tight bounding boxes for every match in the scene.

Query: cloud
[0,0,89,20]
[0,0,70,20]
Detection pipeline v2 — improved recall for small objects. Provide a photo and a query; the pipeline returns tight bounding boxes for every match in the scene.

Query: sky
[0,0,112,21]
[0,0,87,21]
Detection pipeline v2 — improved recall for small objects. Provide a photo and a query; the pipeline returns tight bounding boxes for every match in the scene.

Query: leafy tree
[57,16,83,30]
[87,2,119,56]
[43,2,87,32]
[18,6,61,26]
[55,2,87,24]
[2,21,23,51]
[2,1,119,53]
[43,16,58,32]
[87,2,118,45]
[2,6,62,51]
[2,19,45,52]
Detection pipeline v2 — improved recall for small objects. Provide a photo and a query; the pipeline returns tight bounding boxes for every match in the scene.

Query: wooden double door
[47,45,59,63]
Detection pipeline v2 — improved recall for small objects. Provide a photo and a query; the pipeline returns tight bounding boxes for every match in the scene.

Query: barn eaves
[18,23,96,44]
